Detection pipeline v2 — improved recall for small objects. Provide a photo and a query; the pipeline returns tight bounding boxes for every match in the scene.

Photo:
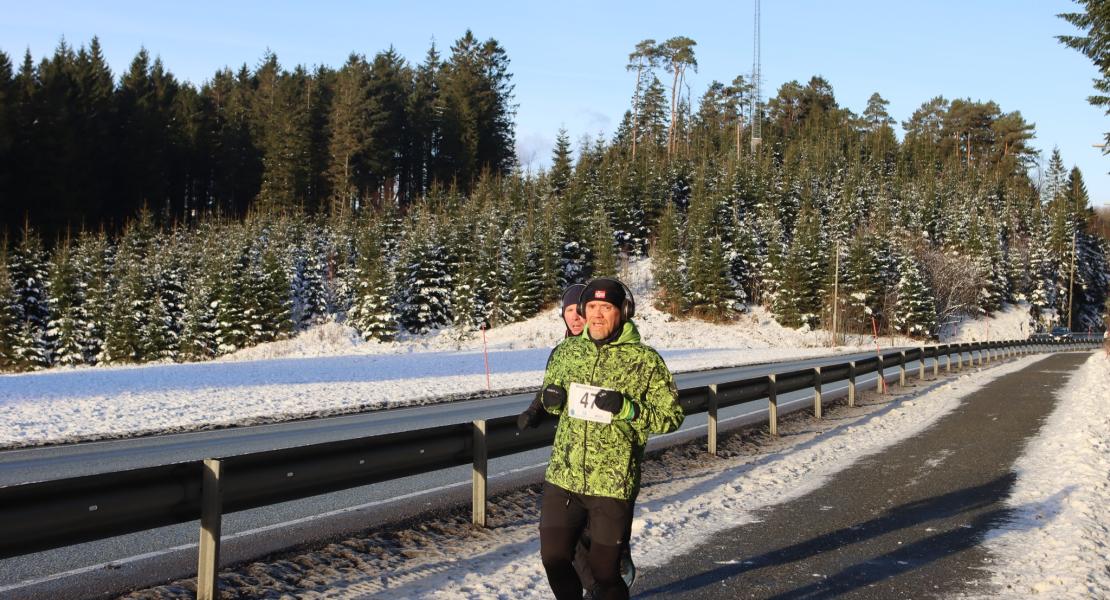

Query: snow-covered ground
[968,352,1110,598]
[0,260,875,449]
[120,349,1110,599]
[941,303,1035,342]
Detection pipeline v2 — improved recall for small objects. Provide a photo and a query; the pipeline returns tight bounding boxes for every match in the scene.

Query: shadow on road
[637,476,1072,598]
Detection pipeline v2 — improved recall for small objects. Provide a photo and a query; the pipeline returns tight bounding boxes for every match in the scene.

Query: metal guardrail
[0,336,1101,598]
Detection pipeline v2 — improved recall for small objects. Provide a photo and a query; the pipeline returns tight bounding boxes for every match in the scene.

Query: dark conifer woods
[0,31,1108,372]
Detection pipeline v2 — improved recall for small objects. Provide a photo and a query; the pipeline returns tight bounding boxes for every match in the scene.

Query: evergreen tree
[589,204,619,278]
[47,239,84,366]
[774,203,826,328]
[397,214,452,333]
[73,230,113,364]
[348,220,396,340]
[892,250,938,338]
[651,202,687,313]
[9,226,51,368]
[0,250,21,370]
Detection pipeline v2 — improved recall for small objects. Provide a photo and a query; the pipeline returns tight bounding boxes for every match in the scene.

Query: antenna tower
[750,0,762,153]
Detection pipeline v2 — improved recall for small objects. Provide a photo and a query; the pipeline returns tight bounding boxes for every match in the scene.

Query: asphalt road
[0,346,988,599]
[634,351,1089,599]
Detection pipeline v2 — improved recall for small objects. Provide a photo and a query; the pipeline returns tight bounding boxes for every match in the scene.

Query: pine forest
[1,32,1108,372]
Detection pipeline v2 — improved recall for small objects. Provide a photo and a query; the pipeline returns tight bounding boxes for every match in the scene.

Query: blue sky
[3,0,1107,206]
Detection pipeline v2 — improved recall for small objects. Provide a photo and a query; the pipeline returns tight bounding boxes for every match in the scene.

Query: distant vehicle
[1049,326,1072,340]
[1028,330,1052,340]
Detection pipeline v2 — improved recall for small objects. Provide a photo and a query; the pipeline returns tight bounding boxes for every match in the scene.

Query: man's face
[563,305,585,336]
[585,300,621,340]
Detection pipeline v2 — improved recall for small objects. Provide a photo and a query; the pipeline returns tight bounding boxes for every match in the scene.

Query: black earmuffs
[577,277,636,321]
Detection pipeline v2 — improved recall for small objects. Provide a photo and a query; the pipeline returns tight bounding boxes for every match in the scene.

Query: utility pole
[1068,228,1076,331]
[831,238,840,346]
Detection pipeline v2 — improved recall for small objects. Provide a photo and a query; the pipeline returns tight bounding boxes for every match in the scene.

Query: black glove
[516,396,546,431]
[542,384,567,410]
[594,389,625,415]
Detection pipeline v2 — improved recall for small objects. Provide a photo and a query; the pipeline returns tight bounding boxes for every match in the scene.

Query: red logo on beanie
[594,290,607,299]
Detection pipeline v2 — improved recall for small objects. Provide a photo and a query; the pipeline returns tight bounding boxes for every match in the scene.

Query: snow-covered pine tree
[104,243,148,363]
[0,251,22,371]
[759,215,786,311]
[840,233,884,332]
[291,222,330,330]
[177,226,221,361]
[651,201,687,313]
[589,204,619,279]
[686,190,738,319]
[73,230,113,364]
[775,203,826,328]
[46,239,84,366]
[348,220,396,341]
[892,249,937,338]
[397,213,451,334]
[506,233,542,322]
[9,226,51,369]
[256,237,293,342]
[214,240,253,355]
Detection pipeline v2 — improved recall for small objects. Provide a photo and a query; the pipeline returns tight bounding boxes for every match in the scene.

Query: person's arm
[611,351,682,434]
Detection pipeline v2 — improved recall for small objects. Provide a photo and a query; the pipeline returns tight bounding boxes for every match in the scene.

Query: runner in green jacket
[538,277,683,600]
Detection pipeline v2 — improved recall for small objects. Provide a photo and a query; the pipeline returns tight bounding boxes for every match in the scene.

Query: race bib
[566,382,613,424]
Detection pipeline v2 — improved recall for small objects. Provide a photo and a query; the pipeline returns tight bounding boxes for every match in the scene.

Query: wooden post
[898,351,907,387]
[198,459,223,600]
[848,361,857,407]
[767,374,778,436]
[813,367,822,419]
[877,355,885,394]
[919,346,926,380]
[707,384,718,456]
[472,420,487,527]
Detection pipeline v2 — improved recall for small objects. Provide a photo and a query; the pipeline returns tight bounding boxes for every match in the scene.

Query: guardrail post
[933,347,940,378]
[848,361,857,407]
[919,346,926,380]
[877,355,885,394]
[899,351,907,387]
[198,459,223,600]
[707,384,718,456]
[767,374,778,436]
[813,367,822,419]
[472,420,487,527]
[956,347,963,370]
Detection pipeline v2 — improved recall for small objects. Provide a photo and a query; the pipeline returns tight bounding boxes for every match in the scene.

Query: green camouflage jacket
[542,320,684,500]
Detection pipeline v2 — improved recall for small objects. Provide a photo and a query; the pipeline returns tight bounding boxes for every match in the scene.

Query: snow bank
[941,303,1033,342]
[969,352,1110,598]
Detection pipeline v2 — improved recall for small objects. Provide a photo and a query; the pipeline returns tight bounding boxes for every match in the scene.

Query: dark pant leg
[540,482,589,600]
[582,494,633,600]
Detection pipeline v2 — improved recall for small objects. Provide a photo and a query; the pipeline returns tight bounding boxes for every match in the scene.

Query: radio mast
[750,0,762,153]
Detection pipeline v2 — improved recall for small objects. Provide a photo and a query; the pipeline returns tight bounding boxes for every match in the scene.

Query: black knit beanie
[561,283,586,311]
[581,278,626,312]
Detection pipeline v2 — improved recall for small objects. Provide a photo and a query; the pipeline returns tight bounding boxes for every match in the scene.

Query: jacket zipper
[583,344,604,494]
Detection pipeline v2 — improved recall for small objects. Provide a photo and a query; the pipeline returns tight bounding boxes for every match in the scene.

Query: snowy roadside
[966,352,1110,598]
[121,352,1050,599]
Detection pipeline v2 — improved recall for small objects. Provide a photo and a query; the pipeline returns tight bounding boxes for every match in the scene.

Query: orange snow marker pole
[481,323,491,391]
[872,315,886,393]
